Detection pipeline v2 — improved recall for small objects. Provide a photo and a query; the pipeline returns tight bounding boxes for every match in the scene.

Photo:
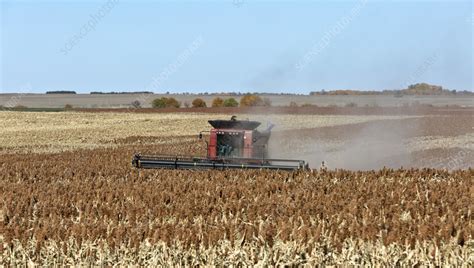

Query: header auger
[132,116,309,170]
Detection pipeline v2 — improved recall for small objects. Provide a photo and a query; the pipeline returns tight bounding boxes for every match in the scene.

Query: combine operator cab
[132,117,308,170]
[206,119,272,159]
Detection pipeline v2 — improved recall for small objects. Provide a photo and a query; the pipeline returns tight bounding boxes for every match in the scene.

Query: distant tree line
[46,91,76,94]
[149,94,270,109]
[90,91,153,94]
[310,83,473,96]
[144,91,307,96]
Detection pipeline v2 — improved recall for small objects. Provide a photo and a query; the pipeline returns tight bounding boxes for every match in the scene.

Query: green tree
[152,97,167,108]
[152,97,180,108]
[223,98,238,107]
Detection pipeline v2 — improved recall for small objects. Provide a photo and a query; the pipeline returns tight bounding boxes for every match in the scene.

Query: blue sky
[1,0,472,93]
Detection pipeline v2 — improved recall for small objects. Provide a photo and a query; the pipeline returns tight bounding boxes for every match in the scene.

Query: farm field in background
[1,108,473,265]
[0,111,420,154]
[1,93,474,108]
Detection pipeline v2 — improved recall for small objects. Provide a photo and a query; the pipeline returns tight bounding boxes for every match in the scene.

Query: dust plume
[267,117,418,170]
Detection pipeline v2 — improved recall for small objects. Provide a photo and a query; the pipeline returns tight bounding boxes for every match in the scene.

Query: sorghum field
[1,109,473,266]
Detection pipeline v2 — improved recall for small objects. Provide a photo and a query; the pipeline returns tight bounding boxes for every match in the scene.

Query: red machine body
[208,129,254,159]
[204,118,271,160]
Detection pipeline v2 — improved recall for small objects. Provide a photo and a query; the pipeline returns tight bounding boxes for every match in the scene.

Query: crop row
[0,147,472,265]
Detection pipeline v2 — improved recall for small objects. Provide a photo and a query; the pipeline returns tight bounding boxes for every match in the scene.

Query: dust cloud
[267,117,419,170]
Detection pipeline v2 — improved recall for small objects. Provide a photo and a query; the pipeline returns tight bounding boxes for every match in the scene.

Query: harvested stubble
[0,147,472,266]
[0,111,416,154]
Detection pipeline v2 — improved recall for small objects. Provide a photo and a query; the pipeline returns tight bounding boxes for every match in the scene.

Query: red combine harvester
[132,117,308,170]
